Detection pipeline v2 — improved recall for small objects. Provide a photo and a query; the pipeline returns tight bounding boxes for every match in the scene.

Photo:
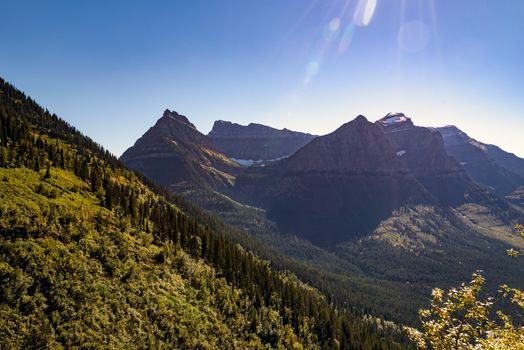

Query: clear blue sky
[1,0,523,157]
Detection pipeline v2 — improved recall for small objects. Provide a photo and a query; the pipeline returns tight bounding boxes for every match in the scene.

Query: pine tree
[44,161,51,179]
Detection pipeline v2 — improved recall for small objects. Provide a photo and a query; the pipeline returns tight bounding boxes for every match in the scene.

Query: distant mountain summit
[376,112,411,130]
[208,120,315,163]
[437,125,524,196]
[377,113,469,206]
[278,115,401,173]
[120,109,240,191]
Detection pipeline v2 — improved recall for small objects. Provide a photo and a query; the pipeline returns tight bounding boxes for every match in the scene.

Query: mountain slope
[0,77,410,349]
[507,186,524,207]
[0,168,307,349]
[120,109,240,192]
[485,144,524,178]
[231,115,431,245]
[208,120,315,163]
[437,125,524,196]
[377,113,475,207]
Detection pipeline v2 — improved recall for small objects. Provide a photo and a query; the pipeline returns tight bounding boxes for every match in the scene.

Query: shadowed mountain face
[437,126,524,196]
[507,186,524,207]
[208,120,316,162]
[377,113,471,206]
[485,145,524,178]
[230,114,521,246]
[120,109,240,192]
[230,115,433,245]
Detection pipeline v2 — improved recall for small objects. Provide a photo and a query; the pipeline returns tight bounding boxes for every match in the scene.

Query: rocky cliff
[208,120,315,162]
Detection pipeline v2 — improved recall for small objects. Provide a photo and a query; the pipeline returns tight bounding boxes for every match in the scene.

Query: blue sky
[1,0,523,157]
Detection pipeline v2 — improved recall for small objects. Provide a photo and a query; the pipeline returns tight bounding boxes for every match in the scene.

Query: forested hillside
[0,78,411,349]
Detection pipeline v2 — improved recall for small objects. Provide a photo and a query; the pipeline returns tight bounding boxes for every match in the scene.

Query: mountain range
[120,108,524,325]
[2,74,524,348]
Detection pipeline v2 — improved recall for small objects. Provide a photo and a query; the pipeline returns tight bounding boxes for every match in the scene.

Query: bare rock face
[120,109,240,191]
[377,113,456,173]
[436,125,524,196]
[208,120,315,162]
[485,145,524,179]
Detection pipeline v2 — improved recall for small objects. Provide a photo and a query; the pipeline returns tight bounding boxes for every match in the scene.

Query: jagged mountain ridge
[120,109,524,251]
[230,114,520,246]
[208,120,316,162]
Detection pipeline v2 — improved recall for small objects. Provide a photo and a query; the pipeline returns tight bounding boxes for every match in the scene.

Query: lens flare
[329,18,341,31]
[304,60,321,84]
[397,20,430,53]
[323,17,341,41]
[353,0,377,27]
[338,23,355,53]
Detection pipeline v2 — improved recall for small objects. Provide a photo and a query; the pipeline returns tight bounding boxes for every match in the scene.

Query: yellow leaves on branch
[515,224,524,237]
[406,224,524,349]
[507,225,524,258]
[407,270,524,349]
[507,249,520,258]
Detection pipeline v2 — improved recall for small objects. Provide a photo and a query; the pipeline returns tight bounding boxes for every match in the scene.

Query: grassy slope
[0,167,309,349]
[337,205,524,308]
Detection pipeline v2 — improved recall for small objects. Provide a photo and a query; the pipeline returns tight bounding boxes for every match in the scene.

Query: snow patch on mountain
[469,139,488,151]
[380,113,408,126]
[230,156,288,167]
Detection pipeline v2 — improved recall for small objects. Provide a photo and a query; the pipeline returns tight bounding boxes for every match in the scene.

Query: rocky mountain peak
[160,109,196,129]
[436,125,476,147]
[376,112,414,132]
[354,114,368,123]
[330,115,370,135]
[210,120,233,132]
[276,115,399,173]
[120,109,239,192]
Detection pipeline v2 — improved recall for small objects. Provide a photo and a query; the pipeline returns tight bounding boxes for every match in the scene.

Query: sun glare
[353,0,377,27]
